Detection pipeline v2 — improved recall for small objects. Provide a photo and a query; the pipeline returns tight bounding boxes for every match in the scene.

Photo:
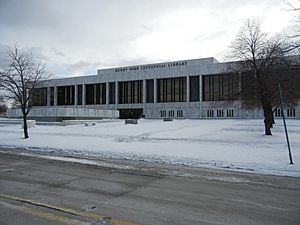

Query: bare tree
[229,20,300,135]
[0,45,49,138]
[285,0,300,51]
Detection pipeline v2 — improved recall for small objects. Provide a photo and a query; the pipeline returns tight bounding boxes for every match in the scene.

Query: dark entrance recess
[119,109,143,119]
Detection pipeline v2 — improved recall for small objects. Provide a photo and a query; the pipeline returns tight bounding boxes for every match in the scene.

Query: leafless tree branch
[0,45,51,138]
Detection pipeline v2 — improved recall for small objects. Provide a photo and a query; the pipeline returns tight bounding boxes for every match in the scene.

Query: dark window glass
[118,80,143,104]
[190,76,199,102]
[146,80,154,103]
[85,84,94,104]
[57,86,75,105]
[157,77,186,102]
[203,74,239,101]
[77,85,82,105]
[109,82,115,104]
[85,83,106,105]
[31,88,47,106]
[50,87,54,106]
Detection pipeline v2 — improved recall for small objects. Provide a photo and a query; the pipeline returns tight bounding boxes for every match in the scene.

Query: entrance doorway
[119,109,143,119]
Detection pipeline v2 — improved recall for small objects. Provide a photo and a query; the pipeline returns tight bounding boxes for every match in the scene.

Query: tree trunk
[22,110,29,139]
[263,105,273,135]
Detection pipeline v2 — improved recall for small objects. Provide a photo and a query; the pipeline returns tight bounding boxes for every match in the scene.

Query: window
[190,76,199,102]
[109,82,115,104]
[203,73,239,101]
[160,110,167,117]
[177,110,183,117]
[287,108,296,117]
[227,109,234,117]
[274,108,281,117]
[32,88,47,106]
[207,110,214,117]
[217,109,224,117]
[119,80,143,104]
[146,79,154,103]
[77,85,82,105]
[157,77,186,102]
[85,83,106,105]
[57,86,75,105]
[50,87,54,106]
[168,110,174,117]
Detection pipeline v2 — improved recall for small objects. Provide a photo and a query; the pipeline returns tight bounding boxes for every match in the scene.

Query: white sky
[0,0,299,78]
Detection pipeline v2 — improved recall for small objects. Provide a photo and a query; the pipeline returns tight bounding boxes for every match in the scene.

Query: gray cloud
[63,60,103,74]
[0,0,290,77]
[0,0,60,28]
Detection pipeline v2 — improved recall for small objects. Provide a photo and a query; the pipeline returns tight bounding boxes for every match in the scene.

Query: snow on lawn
[0,119,299,177]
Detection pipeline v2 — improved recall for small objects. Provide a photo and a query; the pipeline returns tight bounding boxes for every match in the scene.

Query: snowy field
[0,119,299,177]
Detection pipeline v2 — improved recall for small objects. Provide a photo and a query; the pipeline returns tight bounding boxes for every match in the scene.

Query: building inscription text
[115,61,188,73]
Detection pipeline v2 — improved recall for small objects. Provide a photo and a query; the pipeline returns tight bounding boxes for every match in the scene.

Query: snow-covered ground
[0,119,299,177]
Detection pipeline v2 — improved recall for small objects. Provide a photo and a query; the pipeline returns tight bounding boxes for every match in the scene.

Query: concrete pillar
[199,75,203,118]
[143,79,146,104]
[74,85,78,106]
[54,86,57,106]
[82,84,86,106]
[115,81,118,110]
[143,79,146,109]
[186,76,190,118]
[153,78,157,118]
[106,82,109,106]
[154,79,157,103]
[94,84,97,104]
[47,87,51,106]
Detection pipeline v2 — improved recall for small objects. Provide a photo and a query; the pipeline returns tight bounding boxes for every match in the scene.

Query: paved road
[0,150,300,225]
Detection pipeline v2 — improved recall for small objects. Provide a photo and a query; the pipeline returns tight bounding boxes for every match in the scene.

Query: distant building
[7,57,300,121]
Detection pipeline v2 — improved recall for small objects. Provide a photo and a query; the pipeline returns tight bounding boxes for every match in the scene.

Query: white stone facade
[9,57,299,120]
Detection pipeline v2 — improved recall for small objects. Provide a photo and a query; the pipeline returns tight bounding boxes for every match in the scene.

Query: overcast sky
[0,0,298,78]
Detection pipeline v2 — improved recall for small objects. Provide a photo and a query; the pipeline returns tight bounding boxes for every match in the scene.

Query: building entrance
[119,109,143,119]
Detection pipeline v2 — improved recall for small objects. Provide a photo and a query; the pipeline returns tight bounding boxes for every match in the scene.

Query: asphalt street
[0,150,299,225]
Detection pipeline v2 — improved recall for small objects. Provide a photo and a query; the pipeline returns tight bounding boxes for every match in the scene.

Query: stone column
[54,86,57,106]
[186,76,190,118]
[47,87,51,106]
[115,81,118,110]
[186,76,190,102]
[199,75,203,118]
[82,84,86,106]
[142,79,146,104]
[74,85,78,106]
[106,82,109,106]
[154,79,157,103]
[153,78,157,118]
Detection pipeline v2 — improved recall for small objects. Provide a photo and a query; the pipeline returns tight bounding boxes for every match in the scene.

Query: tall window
[227,109,234,117]
[190,76,199,102]
[77,85,82,105]
[217,109,224,117]
[157,77,186,102]
[287,108,296,117]
[57,86,75,105]
[118,80,143,104]
[32,88,47,106]
[85,83,106,105]
[202,73,239,101]
[274,108,281,117]
[146,79,154,103]
[207,110,214,117]
[109,82,115,104]
[50,87,54,106]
